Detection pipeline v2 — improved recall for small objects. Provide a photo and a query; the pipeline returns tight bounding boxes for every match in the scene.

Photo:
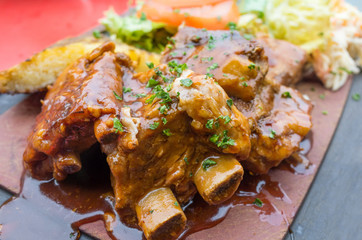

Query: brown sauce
[0,135,313,240]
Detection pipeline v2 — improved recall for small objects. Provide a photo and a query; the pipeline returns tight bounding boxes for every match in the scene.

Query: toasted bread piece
[0,37,160,94]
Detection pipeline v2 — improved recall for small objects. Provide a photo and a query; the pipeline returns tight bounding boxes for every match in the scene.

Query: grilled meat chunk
[257,36,307,86]
[244,86,312,174]
[162,27,312,174]
[101,65,250,224]
[162,27,269,101]
[23,42,133,180]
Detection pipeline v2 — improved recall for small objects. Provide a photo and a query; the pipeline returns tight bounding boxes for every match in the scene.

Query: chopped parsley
[352,93,360,101]
[149,122,160,130]
[113,117,124,133]
[162,129,172,136]
[123,87,132,93]
[146,62,154,69]
[205,73,214,78]
[269,129,276,139]
[207,35,216,50]
[168,61,188,77]
[193,55,199,59]
[253,198,263,207]
[226,99,233,108]
[210,130,235,149]
[147,78,160,88]
[248,63,256,70]
[93,30,101,39]
[206,119,214,129]
[174,201,179,206]
[173,9,180,13]
[184,157,189,165]
[146,78,160,88]
[135,93,146,98]
[219,115,231,124]
[170,52,177,57]
[162,118,167,124]
[202,159,217,170]
[281,91,292,98]
[322,110,328,115]
[149,210,154,214]
[227,21,237,30]
[180,78,193,87]
[223,73,228,77]
[209,134,219,143]
[242,82,248,87]
[159,105,168,115]
[202,56,214,62]
[146,85,172,105]
[207,63,219,72]
[319,94,325,100]
[113,91,122,100]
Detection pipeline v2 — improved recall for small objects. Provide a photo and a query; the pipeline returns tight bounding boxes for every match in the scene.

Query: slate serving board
[0,75,352,239]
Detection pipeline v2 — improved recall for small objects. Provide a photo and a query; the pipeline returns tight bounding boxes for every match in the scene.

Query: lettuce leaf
[100,9,176,53]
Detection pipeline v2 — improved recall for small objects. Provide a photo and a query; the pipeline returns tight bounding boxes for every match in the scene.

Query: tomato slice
[151,0,225,8]
[138,0,240,30]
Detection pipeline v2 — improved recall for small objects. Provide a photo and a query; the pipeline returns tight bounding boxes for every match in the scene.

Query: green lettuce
[100,9,176,53]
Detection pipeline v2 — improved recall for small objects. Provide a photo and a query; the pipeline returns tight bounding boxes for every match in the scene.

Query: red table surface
[0,0,128,71]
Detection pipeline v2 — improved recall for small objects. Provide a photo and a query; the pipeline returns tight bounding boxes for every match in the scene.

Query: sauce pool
[0,135,313,240]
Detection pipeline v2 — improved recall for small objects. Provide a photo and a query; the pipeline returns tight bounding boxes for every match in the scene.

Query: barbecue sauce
[0,136,313,240]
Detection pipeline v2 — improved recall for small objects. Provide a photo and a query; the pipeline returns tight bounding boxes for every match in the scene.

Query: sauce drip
[0,136,313,240]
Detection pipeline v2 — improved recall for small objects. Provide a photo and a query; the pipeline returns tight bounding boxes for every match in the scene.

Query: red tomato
[138,0,240,30]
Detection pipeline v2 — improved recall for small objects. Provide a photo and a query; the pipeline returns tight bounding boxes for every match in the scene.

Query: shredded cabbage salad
[238,0,362,90]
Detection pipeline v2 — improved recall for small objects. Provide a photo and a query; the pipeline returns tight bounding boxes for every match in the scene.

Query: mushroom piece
[136,188,187,240]
[194,155,244,205]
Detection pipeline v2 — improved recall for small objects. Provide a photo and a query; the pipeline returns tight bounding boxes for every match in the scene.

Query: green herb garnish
[281,91,292,98]
[352,93,360,101]
[253,198,263,207]
[206,119,214,129]
[113,91,122,100]
[180,78,193,87]
[149,122,160,130]
[113,117,124,133]
[123,87,132,93]
[269,129,276,139]
[146,78,160,88]
[163,129,172,136]
[226,99,233,108]
[248,63,256,70]
[202,159,217,170]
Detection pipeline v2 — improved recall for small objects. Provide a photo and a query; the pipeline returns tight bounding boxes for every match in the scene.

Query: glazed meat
[23,42,133,180]
[24,27,312,240]
[257,35,307,86]
[100,65,250,237]
[244,86,312,173]
[162,27,312,174]
[162,27,269,102]
[24,43,250,240]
